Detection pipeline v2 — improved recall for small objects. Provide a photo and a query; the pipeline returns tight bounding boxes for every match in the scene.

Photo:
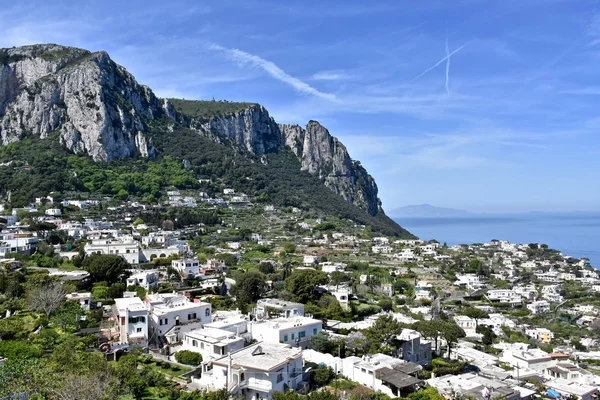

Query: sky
[1,0,600,213]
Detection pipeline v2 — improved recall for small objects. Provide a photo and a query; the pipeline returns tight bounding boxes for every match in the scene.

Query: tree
[365,275,381,294]
[407,386,445,400]
[439,321,465,358]
[413,320,443,351]
[284,269,328,303]
[283,243,296,254]
[329,271,348,288]
[175,350,203,366]
[82,254,130,284]
[378,297,394,312]
[27,282,67,319]
[463,307,489,327]
[51,300,84,332]
[258,262,275,275]
[231,271,266,312]
[311,331,334,353]
[310,365,335,387]
[364,315,403,354]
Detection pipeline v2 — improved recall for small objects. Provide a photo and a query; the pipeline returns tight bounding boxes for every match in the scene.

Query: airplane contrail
[412,43,466,82]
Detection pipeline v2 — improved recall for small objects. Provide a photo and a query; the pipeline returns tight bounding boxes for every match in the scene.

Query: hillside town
[1,189,600,400]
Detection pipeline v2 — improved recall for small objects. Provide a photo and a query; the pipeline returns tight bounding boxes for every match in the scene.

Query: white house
[398,329,432,366]
[196,342,305,400]
[183,327,245,361]
[499,348,553,370]
[84,239,140,264]
[341,353,422,397]
[172,258,201,277]
[250,316,322,349]
[127,271,159,291]
[303,255,318,265]
[527,300,551,315]
[255,299,304,319]
[45,208,62,216]
[113,297,149,346]
[65,292,92,311]
[525,328,554,344]
[147,294,212,346]
[454,316,478,337]
[487,289,521,304]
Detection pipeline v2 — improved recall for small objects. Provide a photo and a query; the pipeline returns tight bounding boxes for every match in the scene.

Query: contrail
[445,36,450,94]
[412,43,466,82]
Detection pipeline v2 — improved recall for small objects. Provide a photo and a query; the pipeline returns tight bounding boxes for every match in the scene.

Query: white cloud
[312,70,351,81]
[209,43,337,102]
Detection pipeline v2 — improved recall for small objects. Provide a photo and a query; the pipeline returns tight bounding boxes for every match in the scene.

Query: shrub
[175,350,203,366]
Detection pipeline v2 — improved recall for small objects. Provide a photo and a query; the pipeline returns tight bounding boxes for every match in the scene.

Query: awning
[547,389,561,398]
[376,368,422,389]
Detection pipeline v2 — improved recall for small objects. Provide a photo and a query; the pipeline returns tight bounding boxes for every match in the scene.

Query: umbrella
[547,389,561,398]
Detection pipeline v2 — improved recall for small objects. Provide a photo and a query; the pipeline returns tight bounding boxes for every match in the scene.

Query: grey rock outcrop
[0,44,385,216]
[279,121,382,215]
[0,44,164,161]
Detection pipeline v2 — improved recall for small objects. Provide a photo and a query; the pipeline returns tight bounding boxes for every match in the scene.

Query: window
[368,370,373,375]
[313,328,317,335]
[298,331,305,339]
[361,368,366,373]
[201,343,204,349]
[277,373,283,383]
[136,328,142,333]
[192,340,198,347]
[165,318,168,325]
[291,333,295,340]
[160,319,163,326]
[205,308,210,317]
[283,335,288,342]
[188,313,197,320]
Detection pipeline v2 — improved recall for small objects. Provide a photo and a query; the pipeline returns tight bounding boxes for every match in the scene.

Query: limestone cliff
[279,121,382,215]
[0,44,385,217]
[0,44,166,161]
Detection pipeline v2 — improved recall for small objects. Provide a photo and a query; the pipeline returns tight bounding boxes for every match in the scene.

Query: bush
[175,350,203,366]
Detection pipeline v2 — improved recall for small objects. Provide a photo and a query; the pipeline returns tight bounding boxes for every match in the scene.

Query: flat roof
[256,298,303,309]
[115,297,147,312]
[254,316,322,330]
[212,342,301,371]
[186,328,243,345]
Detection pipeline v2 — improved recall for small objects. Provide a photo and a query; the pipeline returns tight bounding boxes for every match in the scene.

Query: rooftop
[212,342,301,371]
[186,328,243,345]
[252,316,321,330]
[115,297,148,312]
[256,298,303,309]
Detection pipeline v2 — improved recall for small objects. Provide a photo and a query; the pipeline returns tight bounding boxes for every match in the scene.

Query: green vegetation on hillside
[0,121,412,237]
[169,98,257,120]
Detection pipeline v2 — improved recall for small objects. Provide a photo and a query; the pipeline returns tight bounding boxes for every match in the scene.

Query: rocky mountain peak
[0,44,387,217]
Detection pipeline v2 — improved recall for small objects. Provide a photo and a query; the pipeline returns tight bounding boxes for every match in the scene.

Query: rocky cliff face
[279,121,382,215]
[0,44,385,216]
[0,44,166,161]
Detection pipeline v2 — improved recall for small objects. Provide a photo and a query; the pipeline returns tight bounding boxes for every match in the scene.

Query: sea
[394,213,600,267]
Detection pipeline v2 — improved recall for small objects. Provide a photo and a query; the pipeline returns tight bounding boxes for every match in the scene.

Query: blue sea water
[394,214,600,267]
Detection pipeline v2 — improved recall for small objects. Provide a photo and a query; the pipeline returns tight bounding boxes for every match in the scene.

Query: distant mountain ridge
[391,204,472,218]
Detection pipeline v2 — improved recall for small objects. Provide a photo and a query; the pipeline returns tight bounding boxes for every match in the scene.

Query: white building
[255,299,304,319]
[147,294,212,346]
[341,353,422,397]
[398,329,432,366]
[172,258,201,277]
[454,316,477,337]
[303,255,318,265]
[45,208,62,216]
[487,289,521,304]
[84,239,140,264]
[127,271,159,291]
[499,348,553,370]
[183,327,245,361]
[113,297,149,345]
[196,342,305,400]
[527,300,551,315]
[65,292,92,311]
[250,316,322,349]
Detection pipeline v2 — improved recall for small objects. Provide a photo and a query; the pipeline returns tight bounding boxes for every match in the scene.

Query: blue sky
[2,0,600,213]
